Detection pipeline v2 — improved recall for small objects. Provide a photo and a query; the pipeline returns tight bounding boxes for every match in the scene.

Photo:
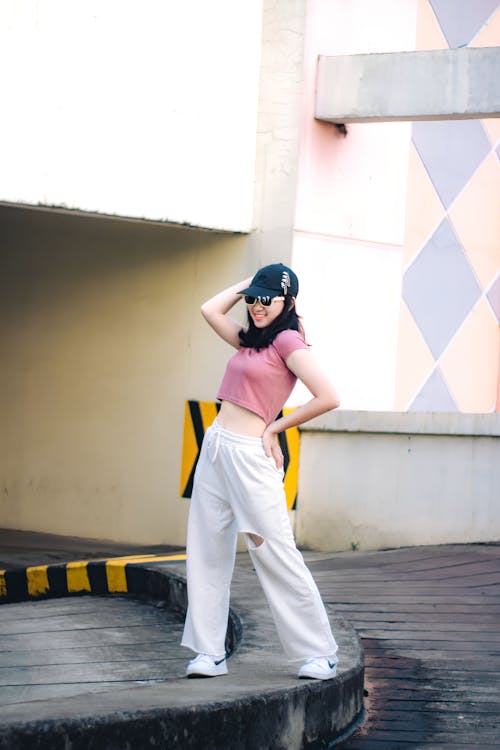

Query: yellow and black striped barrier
[0,554,186,603]
[180,400,301,510]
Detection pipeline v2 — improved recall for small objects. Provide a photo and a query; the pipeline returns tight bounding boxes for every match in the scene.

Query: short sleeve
[272,329,309,363]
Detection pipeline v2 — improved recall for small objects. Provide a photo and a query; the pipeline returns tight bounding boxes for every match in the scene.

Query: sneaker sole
[298,669,337,681]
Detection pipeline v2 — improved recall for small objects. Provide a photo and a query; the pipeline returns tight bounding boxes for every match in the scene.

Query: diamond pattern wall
[440,298,499,412]
[488,274,500,323]
[429,0,500,47]
[409,368,457,411]
[394,299,435,411]
[403,219,481,359]
[412,120,491,209]
[448,152,500,288]
[471,4,500,48]
[416,0,449,50]
[403,143,446,268]
[395,1,500,414]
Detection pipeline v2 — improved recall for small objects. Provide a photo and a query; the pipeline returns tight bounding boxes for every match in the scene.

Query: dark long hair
[239,297,304,351]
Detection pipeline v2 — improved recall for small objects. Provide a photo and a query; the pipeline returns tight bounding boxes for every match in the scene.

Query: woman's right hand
[200,276,253,348]
[262,424,284,470]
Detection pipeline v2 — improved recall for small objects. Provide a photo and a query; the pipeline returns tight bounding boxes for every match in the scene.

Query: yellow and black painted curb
[180,400,301,510]
[0,553,186,604]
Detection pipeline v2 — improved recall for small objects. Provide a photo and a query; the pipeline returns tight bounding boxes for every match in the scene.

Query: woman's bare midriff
[217,400,267,437]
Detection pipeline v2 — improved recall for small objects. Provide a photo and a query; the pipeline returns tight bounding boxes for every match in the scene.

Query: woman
[181,263,340,680]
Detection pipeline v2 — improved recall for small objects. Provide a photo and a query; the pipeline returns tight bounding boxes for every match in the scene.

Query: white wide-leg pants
[181,420,338,661]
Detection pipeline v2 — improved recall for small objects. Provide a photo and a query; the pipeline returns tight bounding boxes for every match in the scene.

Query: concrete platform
[0,531,364,750]
[2,531,500,748]
[0,597,187,706]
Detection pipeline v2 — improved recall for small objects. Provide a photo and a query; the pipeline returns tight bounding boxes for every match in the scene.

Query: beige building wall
[0,0,307,545]
[0,205,252,544]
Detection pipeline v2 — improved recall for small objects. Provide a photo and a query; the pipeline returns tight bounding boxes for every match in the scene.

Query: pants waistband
[209,418,264,448]
[206,419,265,463]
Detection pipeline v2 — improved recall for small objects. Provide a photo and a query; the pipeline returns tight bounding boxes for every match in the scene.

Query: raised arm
[200,276,252,349]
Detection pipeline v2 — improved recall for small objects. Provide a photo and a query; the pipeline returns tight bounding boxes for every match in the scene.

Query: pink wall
[291,1,418,411]
[295,0,418,246]
[293,0,500,414]
[395,1,500,413]
[497,344,500,413]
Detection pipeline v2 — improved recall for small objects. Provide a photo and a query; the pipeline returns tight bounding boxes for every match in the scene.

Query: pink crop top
[216,329,309,425]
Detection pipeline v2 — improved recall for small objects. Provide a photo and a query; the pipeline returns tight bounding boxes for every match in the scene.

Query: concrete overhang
[316,46,500,123]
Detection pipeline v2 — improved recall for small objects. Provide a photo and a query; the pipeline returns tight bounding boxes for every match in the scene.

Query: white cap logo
[281,271,291,295]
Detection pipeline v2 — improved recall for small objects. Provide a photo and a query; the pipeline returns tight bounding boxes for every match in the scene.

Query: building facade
[1,0,499,547]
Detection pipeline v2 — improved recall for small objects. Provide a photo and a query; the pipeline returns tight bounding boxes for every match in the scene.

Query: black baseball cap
[239,263,299,299]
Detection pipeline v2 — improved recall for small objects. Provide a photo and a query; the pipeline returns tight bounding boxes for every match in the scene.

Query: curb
[0,558,364,750]
[0,554,187,601]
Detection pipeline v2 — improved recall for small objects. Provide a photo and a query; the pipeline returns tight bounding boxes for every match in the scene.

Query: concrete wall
[316,47,500,122]
[295,411,500,551]
[249,0,306,262]
[0,0,307,545]
[0,205,251,543]
[3,0,497,549]
[0,1,263,232]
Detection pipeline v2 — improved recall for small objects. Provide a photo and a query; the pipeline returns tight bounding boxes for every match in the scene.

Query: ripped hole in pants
[244,532,264,550]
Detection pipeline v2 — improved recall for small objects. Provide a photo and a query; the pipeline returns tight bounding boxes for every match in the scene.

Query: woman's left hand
[262,426,284,470]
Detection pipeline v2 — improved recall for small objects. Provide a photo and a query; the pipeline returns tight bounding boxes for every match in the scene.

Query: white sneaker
[186,653,228,678]
[297,655,338,680]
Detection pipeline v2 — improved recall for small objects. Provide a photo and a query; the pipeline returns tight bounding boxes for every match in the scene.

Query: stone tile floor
[1,530,499,749]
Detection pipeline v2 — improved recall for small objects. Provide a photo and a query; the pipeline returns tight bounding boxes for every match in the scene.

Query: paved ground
[0,529,363,750]
[0,528,188,708]
[0,597,186,707]
[0,528,182,569]
[1,530,500,749]
[307,544,500,749]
